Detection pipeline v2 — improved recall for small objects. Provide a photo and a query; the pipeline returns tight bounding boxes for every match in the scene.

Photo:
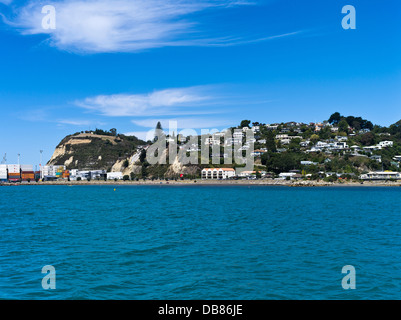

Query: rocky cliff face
[47,132,146,171]
[47,132,201,177]
[165,155,200,176]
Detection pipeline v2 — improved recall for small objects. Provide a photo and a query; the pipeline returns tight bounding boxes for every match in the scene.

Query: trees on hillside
[310,134,320,144]
[390,120,401,136]
[240,120,251,128]
[328,112,342,125]
[154,121,164,142]
[338,118,349,133]
[139,149,147,163]
[328,112,373,131]
[265,131,276,152]
[262,152,299,173]
[360,132,375,146]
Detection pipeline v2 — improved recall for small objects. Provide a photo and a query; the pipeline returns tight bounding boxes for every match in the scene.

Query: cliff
[47,132,201,178]
[47,132,146,171]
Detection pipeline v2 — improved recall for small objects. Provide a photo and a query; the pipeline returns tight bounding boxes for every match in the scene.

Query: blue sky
[0,0,400,166]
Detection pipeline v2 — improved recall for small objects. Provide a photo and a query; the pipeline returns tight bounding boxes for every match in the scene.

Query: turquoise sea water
[1,185,401,300]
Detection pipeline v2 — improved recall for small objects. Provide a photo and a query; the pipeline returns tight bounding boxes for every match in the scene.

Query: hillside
[47,130,146,170]
[46,115,401,181]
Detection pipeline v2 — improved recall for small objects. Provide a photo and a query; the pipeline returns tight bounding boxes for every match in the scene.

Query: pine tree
[154,121,164,142]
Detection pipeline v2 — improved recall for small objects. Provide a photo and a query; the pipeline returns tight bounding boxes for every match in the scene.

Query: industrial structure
[0,161,125,183]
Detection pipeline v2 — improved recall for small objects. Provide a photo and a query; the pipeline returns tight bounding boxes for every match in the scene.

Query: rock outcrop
[47,132,146,170]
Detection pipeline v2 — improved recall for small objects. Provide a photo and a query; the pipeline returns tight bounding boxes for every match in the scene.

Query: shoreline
[1,179,401,187]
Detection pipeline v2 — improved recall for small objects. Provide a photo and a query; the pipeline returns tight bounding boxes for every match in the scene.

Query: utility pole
[17,153,20,166]
[40,150,43,179]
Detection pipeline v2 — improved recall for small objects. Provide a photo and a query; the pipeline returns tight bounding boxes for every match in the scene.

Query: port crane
[1,153,6,165]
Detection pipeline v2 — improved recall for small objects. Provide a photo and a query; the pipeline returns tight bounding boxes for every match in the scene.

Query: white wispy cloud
[0,0,302,53]
[57,119,94,126]
[16,107,105,127]
[75,86,220,117]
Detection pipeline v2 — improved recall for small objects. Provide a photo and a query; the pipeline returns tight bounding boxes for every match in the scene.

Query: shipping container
[21,173,35,180]
[42,165,66,177]
[43,176,57,181]
[7,164,20,174]
[21,165,34,171]
[21,173,34,176]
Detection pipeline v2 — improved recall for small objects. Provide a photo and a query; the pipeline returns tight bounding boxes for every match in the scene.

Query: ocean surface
[1,185,401,300]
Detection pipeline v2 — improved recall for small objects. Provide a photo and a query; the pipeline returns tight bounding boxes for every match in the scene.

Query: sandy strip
[1,180,401,187]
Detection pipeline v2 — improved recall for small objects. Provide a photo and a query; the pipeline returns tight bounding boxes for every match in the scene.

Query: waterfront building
[107,172,124,180]
[201,168,236,180]
[279,172,298,179]
[360,172,401,180]
[237,171,256,178]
